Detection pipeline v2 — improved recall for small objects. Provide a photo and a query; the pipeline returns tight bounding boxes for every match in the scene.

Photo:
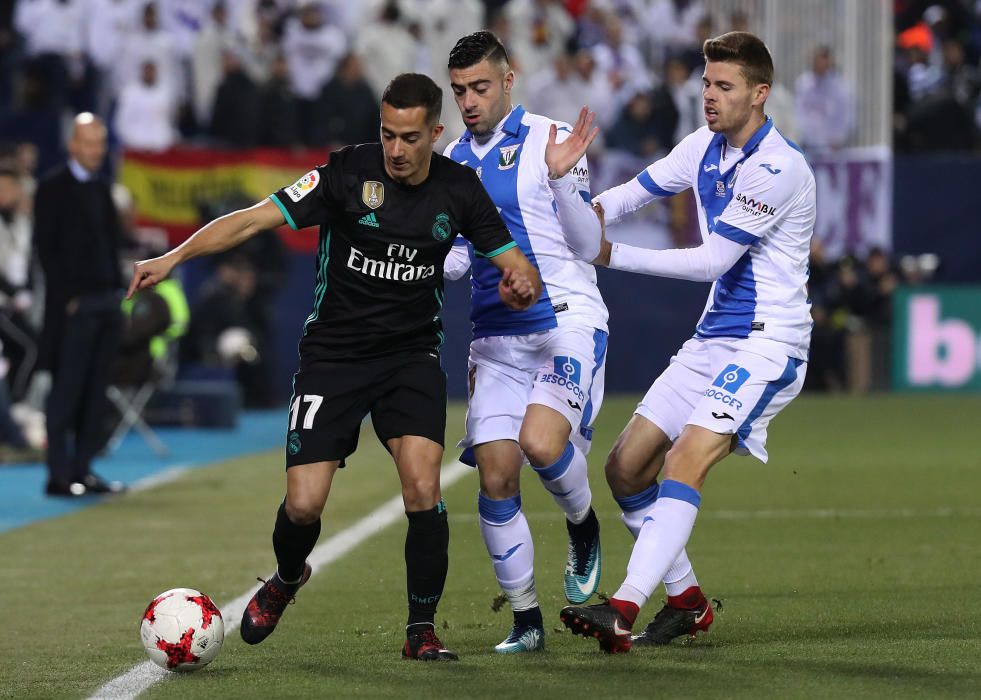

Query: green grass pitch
[1,395,979,698]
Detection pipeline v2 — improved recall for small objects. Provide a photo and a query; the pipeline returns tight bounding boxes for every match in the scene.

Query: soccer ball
[140,588,224,672]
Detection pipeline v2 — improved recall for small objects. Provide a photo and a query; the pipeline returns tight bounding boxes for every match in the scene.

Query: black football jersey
[270,143,515,364]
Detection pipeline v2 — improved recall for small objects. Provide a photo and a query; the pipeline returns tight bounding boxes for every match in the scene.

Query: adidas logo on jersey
[358,212,380,228]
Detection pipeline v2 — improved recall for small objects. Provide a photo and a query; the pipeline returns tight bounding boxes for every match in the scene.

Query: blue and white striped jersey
[444,105,608,339]
[597,118,815,359]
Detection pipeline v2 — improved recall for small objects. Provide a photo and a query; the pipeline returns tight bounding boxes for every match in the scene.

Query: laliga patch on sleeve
[286,170,319,203]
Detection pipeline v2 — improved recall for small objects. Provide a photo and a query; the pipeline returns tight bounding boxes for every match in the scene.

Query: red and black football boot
[401,625,459,661]
[240,562,312,645]
[631,587,714,646]
[559,602,633,653]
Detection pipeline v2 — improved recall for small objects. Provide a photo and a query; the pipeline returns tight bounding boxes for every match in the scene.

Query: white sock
[615,480,701,608]
[503,581,538,612]
[616,480,660,539]
[663,555,699,596]
[478,491,537,601]
[532,442,592,524]
[616,481,699,596]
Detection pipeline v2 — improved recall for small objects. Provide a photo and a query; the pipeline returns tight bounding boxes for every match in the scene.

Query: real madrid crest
[498,144,520,170]
[362,180,384,209]
[287,431,301,455]
[432,212,451,241]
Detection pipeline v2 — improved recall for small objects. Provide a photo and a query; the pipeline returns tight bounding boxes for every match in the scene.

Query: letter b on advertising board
[892,287,981,391]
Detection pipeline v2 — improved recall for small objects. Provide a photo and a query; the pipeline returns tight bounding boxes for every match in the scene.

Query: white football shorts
[460,325,608,457]
[636,336,807,462]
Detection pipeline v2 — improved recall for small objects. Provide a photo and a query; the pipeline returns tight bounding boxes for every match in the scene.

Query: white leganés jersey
[444,105,608,339]
[595,118,816,360]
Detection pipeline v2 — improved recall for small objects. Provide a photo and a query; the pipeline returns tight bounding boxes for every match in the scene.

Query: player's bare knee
[478,468,519,500]
[285,496,324,525]
[401,478,440,511]
[607,435,667,494]
[518,431,565,468]
[605,462,648,496]
[604,450,623,489]
[519,404,572,463]
[604,440,636,495]
[604,448,636,493]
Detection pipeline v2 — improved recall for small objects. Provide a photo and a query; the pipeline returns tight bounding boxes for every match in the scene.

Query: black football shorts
[284,353,447,468]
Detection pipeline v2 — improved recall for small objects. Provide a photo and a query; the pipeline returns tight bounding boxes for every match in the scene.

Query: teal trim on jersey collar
[269,193,298,230]
[474,240,517,258]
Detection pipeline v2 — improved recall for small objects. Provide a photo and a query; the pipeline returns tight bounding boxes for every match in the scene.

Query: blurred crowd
[894,1,981,151]
[2,0,977,168]
[0,0,871,172]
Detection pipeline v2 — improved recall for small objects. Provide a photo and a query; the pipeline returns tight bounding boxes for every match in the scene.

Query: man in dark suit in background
[35,113,126,497]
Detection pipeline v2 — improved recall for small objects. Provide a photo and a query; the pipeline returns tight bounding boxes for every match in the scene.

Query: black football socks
[272,500,321,583]
[405,500,449,627]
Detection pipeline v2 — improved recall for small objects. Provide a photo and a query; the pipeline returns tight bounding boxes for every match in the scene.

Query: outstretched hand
[545,106,600,181]
[498,267,536,310]
[127,255,176,299]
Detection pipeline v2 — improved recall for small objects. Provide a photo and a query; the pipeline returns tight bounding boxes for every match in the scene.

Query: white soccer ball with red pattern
[140,588,224,672]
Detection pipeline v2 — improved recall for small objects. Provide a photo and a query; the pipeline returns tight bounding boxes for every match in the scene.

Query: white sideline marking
[89,460,471,700]
[128,465,191,493]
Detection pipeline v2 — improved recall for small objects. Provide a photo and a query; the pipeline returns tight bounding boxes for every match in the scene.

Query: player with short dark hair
[128,72,541,662]
[442,31,609,653]
[381,72,443,122]
[548,32,815,652]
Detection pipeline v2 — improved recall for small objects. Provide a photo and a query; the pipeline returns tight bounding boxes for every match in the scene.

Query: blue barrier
[893,155,981,284]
